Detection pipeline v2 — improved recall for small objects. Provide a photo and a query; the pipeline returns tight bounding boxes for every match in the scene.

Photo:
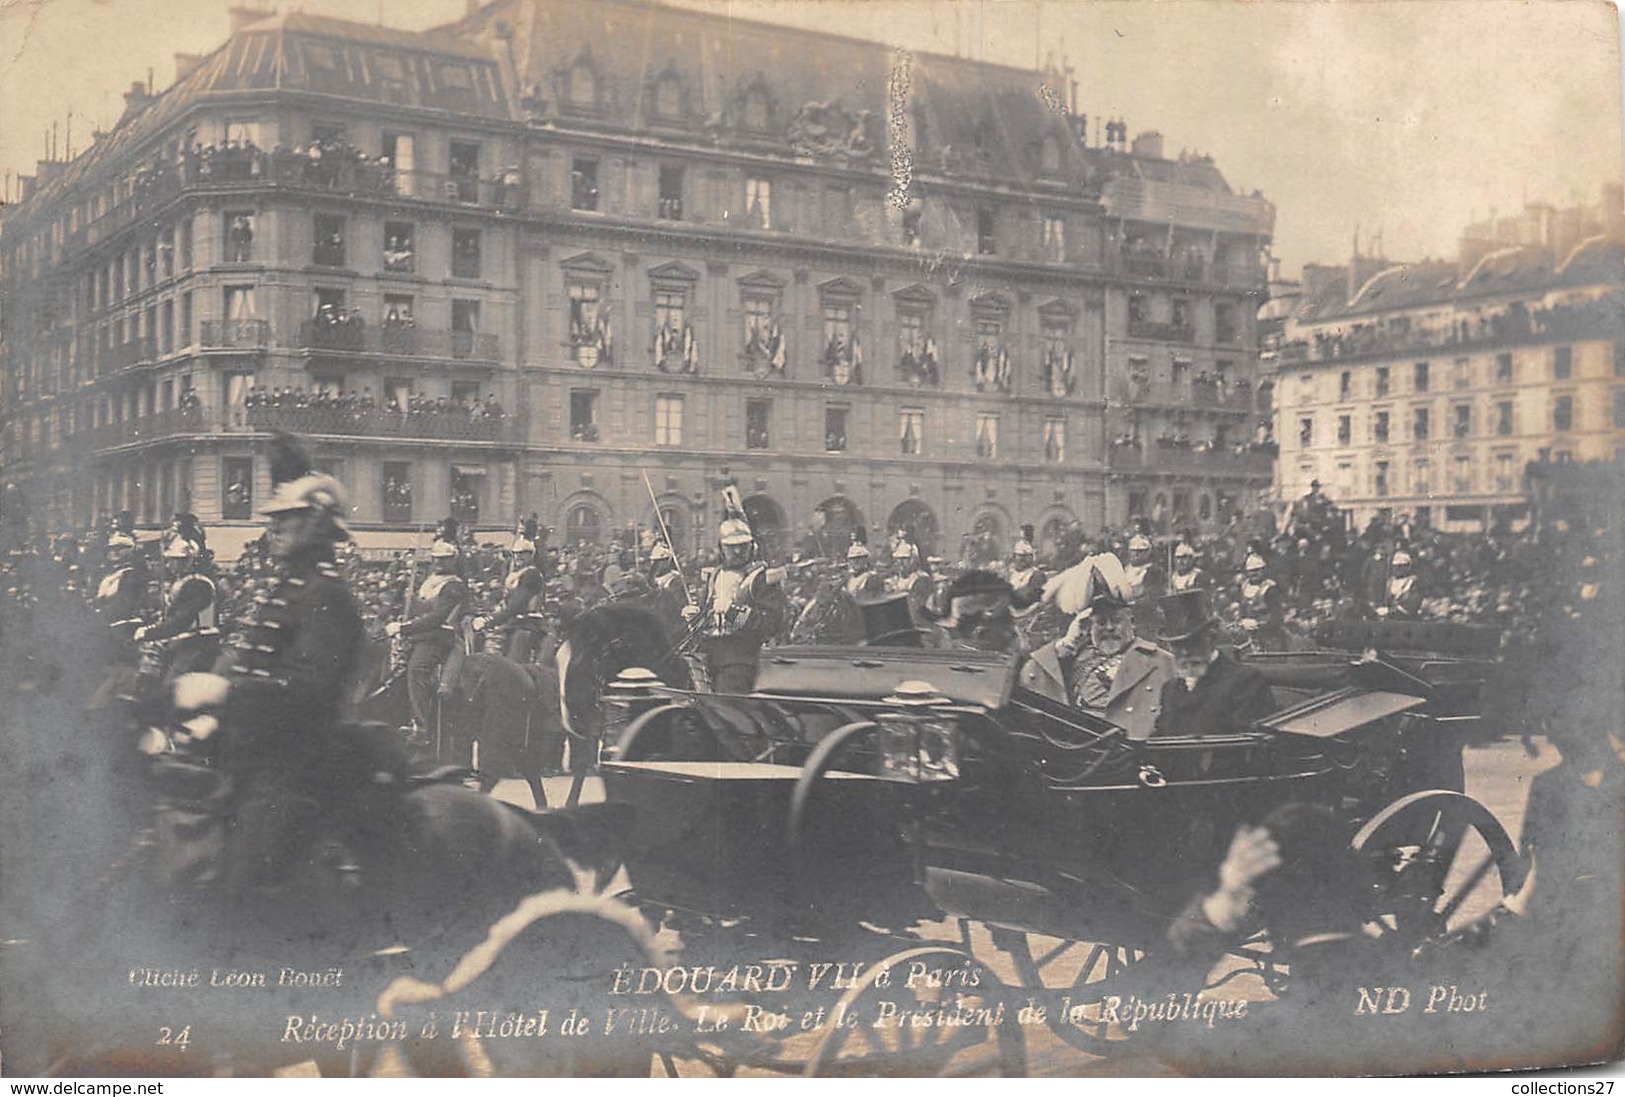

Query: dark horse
[350,635,565,809]
[2,588,658,1076]
[556,601,695,777]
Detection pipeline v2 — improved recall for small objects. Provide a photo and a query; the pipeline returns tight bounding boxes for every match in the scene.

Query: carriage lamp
[875,680,961,784]
[604,666,666,741]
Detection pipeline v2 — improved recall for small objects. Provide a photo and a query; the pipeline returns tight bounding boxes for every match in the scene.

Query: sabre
[642,469,693,606]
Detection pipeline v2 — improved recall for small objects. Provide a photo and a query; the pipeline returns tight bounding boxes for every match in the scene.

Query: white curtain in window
[394,135,415,196]
[226,287,257,320]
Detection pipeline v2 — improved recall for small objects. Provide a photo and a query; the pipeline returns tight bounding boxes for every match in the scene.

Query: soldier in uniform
[887,540,935,625]
[844,528,886,600]
[134,532,219,678]
[1169,541,1207,593]
[1122,534,1166,603]
[94,529,153,665]
[1020,577,1174,740]
[681,516,784,693]
[194,443,367,895]
[472,519,547,662]
[1235,551,1290,651]
[646,542,690,633]
[1006,525,1049,612]
[1375,549,1424,618]
[385,520,469,742]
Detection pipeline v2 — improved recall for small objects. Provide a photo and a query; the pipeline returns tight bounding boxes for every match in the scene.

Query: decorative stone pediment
[737,269,788,292]
[647,260,701,285]
[892,283,937,309]
[560,251,616,278]
[1037,297,1080,321]
[818,276,864,301]
[968,291,1012,317]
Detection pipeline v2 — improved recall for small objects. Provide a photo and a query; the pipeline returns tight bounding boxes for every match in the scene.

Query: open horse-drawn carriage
[580,619,1524,1075]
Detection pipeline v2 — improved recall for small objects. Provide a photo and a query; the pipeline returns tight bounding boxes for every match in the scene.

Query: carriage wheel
[804,947,1025,1077]
[1351,790,1526,950]
[1006,935,1148,1050]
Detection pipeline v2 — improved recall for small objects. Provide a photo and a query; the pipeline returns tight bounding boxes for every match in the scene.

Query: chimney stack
[228,6,274,33]
[1130,131,1164,159]
[119,81,154,125]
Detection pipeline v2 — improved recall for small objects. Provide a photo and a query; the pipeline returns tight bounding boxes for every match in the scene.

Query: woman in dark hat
[1153,588,1277,737]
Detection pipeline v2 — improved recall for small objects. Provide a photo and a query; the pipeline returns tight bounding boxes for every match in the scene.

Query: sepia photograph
[0,0,1622,1079]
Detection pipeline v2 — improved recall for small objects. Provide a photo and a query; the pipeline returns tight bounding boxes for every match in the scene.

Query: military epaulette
[316,562,342,579]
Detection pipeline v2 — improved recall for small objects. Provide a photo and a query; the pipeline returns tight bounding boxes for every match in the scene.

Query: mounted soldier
[886,539,934,626]
[1375,549,1425,619]
[1006,525,1048,610]
[386,518,469,744]
[844,527,886,600]
[645,541,690,633]
[681,485,786,693]
[1169,541,1207,593]
[92,527,153,678]
[192,432,369,895]
[134,529,219,680]
[1122,533,1166,603]
[473,518,548,663]
[1234,551,1289,651]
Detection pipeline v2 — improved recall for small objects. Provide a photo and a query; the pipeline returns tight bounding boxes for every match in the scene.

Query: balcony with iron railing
[238,402,518,443]
[1125,317,1197,343]
[1106,251,1268,289]
[1285,292,1625,365]
[297,320,500,361]
[1109,376,1257,411]
[199,319,271,350]
[71,405,207,449]
[65,154,527,257]
[1107,440,1276,477]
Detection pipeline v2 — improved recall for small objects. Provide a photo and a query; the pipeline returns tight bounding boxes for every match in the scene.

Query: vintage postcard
[0,0,1621,1079]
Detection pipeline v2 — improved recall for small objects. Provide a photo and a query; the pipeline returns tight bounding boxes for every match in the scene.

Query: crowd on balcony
[1305,293,1625,363]
[238,384,506,438]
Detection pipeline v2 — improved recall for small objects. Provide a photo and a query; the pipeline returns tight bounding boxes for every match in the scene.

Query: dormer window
[569,63,596,107]
[744,88,769,130]
[1040,135,1061,175]
[655,75,682,119]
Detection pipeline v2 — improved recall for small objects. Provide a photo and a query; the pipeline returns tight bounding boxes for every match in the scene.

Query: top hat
[1154,588,1220,644]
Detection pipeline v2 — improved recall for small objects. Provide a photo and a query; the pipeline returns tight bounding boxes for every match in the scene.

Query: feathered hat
[718,478,753,545]
[511,516,539,555]
[259,431,350,539]
[431,517,460,558]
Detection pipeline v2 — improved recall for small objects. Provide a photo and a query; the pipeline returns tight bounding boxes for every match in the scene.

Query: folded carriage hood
[752,645,1018,710]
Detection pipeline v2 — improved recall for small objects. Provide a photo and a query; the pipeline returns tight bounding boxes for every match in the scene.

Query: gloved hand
[1056,612,1090,657]
[133,625,152,642]
[681,604,701,622]
[1241,617,1259,631]
[1203,824,1282,932]
[385,621,402,637]
[471,617,488,632]
[173,672,230,712]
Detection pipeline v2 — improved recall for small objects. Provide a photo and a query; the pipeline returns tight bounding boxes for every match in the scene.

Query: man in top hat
[1169,541,1207,593]
[1374,548,1424,618]
[936,570,1023,655]
[682,516,784,692]
[386,518,469,741]
[1020,570,1174,740]
[844,528,886,600]
[473,518,547,662]
[1154,589,1277,738]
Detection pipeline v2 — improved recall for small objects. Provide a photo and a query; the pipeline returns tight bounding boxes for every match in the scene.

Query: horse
[556,600,695,765]
[788,579,866,646]
[350,635,565,810]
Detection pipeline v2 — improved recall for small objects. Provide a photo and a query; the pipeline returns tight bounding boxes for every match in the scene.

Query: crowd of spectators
[237,385,506,437]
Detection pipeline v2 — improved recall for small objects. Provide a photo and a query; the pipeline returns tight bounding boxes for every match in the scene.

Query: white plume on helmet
[1043,551,1131,616]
